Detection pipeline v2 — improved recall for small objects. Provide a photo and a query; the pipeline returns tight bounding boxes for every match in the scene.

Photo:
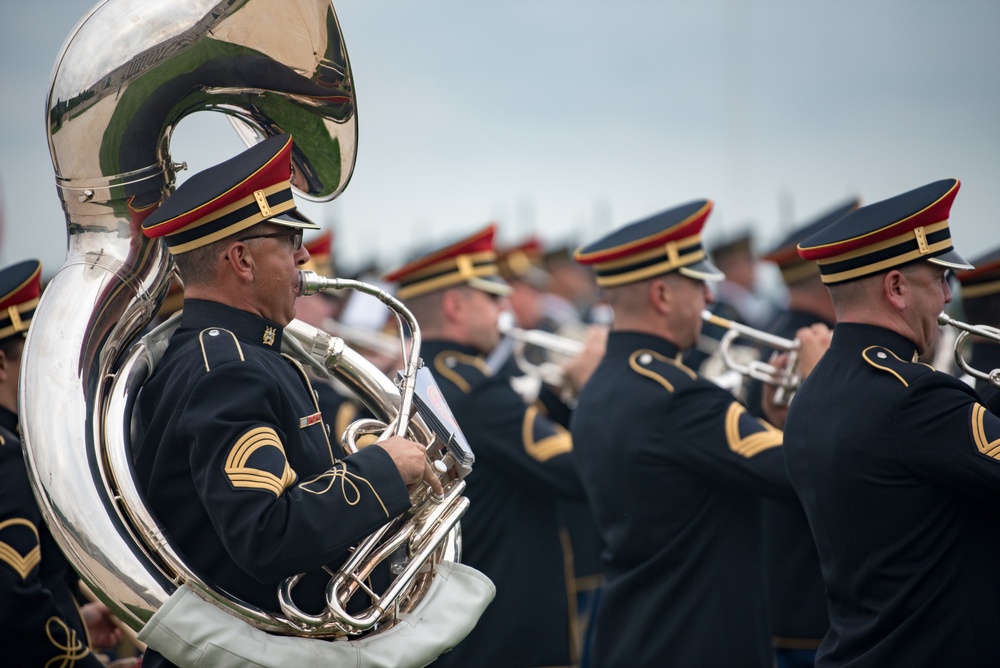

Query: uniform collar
[830,322,919,361]
[421,339,483,358]
[180,299,284,351]
[606,330,684,360]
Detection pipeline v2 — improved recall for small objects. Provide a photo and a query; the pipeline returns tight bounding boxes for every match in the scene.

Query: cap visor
[269,208,320,231]
[678,258,725,282]
[468,275,512,297]
[928,248,975,272]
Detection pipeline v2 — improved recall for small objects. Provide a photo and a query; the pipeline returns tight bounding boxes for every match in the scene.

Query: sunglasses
[240,230,304,251]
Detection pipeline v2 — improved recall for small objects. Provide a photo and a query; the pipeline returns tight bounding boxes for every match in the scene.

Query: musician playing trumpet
[385,225,604,668]
[570,199,831,668]
[784,179,1000,667]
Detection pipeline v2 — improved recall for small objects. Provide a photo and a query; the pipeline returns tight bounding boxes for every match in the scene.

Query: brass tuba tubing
[299,270,421,439]
[23,0,466,642]
[937,313,1000,388]
[701,310,802,405]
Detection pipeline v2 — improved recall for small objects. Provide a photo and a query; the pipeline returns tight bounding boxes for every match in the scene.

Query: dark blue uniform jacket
[133,300,411,667]
[0,406,103,667]
[423,340,584,668]
[571,331,795,668]
[784,323,1000,667]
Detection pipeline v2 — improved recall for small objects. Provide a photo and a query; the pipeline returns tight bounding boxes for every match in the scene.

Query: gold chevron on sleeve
[725,403,783,458]
[225,426,298,496]
[522,405,573,462]
[0,518,41,580]
[972,404,1000,459]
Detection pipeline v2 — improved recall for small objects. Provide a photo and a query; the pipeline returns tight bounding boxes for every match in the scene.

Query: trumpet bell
[937,313,1000,389]
[700,310,802,405]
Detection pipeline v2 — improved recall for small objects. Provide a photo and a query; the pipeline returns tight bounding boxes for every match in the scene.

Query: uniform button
[877,351,887,359]
[208,329,220,336]
[639,353,652,365]
[445,357,457,368]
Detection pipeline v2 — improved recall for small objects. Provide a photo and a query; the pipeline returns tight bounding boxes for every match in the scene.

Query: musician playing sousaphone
[132,135,482,668]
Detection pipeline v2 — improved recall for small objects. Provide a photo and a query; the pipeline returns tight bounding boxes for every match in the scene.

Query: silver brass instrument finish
[498,312,585,390]
[937,313,1000,388]
[23,0,465,642]
[701,310,802,405]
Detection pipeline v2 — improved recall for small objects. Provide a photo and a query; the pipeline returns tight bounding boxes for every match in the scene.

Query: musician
[385,225,602,668]
[689,228,772,374]
[784,179,1000,666]
[133,134,440,668]
[570,201,828,668]
[497,237,555,332]
[496,236,606,665]
[954,247,1000,401]
[708,229,772,329]
[747,198,859,668]
[0,260,123,666]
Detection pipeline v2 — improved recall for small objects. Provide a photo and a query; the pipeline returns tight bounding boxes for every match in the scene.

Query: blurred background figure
[542,245,610,328]
[498,236,555,331]
[708,228,773,329]
[953,247,1000,401]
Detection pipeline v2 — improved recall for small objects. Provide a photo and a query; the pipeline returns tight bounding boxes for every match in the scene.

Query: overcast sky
[2,0,998,282]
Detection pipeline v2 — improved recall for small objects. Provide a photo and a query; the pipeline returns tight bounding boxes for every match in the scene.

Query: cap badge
[254,190,272,217]
[914,226,929,254]
[664,241,680,266]
[8,308,23,333]
[456,255,474,280]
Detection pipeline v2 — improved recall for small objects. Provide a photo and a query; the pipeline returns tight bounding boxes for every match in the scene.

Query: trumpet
[937,313,1000,388]
[701,310,801,405]
[497,312,584,390]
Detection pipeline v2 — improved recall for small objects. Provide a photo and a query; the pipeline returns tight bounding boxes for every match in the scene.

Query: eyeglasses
[239,230,304,251]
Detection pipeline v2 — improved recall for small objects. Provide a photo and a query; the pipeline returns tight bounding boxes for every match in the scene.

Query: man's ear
[883,270,907,312]
[440,288,464,322]
[224,241,255,282]
[649,278,671,316]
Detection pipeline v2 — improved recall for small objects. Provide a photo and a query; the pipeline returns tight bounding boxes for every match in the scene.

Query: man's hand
[795,323,833,378]
[379,435,444,497]
[80,600,122,650]
[561,325,609,395]
[760,323,832,429]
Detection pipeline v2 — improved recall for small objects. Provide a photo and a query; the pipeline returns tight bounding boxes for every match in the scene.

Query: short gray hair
[172,222,270,286]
